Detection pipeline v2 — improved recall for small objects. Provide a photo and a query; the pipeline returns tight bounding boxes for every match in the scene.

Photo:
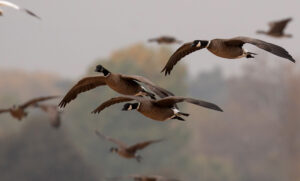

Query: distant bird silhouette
[0,1,40,19]
[257,18,292,38]
[106,174,180,181]
[95,130,162,162]
[0,96,59,121]
[59,65,175,108]
[148,36,182,44]
[161,36,295,75]
[35,104,62,128]
[92,95,222,121]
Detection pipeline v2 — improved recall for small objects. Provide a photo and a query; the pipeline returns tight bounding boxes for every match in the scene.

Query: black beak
[122,107,127,111]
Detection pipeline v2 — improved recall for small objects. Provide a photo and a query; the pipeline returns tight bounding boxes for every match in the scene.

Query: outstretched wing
[59,76,106,108]
[154,96,223,112]
[127,139,163,153]
[121,75,175,98]
[225,36,295,63]
[268,18,292,34]
[91,96,145,114]
[95,130,127,148]
[0,108,10,114]
[20,96,59,109]
[161,42,203,75]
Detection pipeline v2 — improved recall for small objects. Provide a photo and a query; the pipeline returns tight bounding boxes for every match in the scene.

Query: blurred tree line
[0,43,299,181]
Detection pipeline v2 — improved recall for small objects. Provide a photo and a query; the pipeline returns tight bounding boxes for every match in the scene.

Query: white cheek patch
[128,105,132,110]
[196,42,201,47]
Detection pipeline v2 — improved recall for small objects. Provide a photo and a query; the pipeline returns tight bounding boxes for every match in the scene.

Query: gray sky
[0,0,299,79]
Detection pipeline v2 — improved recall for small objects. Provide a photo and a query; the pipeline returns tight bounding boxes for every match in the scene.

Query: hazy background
[0,0,300,181]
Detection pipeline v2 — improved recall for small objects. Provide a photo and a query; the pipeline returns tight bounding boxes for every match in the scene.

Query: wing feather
[59,76,106,108]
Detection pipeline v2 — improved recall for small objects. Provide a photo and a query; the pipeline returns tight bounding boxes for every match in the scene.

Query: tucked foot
[246,52,257,58]
[172,116,185,121]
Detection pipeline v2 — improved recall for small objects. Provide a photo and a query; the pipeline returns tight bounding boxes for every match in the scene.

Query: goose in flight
[95,130,162,162]
[59,65,175,108]
[257,18,292,38]
[92,95,222,122]
[148,36,182,44]
[0,96,59,121]
[106,174,180,181]
[0,1,40,19]
[161,36,295,75]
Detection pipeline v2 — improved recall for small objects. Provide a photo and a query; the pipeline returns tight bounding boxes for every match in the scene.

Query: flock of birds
[0,1,297,180]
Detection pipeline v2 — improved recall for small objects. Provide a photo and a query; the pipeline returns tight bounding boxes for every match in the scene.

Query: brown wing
[225,37,295,63]
[161,42,203,75]
[268,18,292,34]
[0,109,10,114]
[154,96,223,112]
[121,75,175,98]
[20,96,59,109]
[127,139,163,153]
[59,76,106,108]
[95,130,127,148]
[91,96,146,114]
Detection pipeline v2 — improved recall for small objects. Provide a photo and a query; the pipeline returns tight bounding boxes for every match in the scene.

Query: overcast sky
[0,0,299,79]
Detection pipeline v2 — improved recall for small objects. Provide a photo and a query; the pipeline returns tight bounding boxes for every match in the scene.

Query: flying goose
[161,36,295,75]
[35,104,62,128]
[148,36,182,44]
[106,174,180,181]
[257,18,292,38]
[0,96,59,121]
[95,130,162,162]
[0,1,40,19]
[92,95,222,121]
[59,65,175,108]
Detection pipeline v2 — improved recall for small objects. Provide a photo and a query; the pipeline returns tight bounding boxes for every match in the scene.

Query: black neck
[102,68,110,76]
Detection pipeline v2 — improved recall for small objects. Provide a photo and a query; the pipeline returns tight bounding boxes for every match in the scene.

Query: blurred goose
[35,104,62,128]
[59,65,175,108]
[92,95,222,121]
[0,96,59,121]
[148,36,182,44]
[95,130,162,162]
[0,1,40,19]
[161,36,295,75]
[257,18,292,38]
[107,174,180,181]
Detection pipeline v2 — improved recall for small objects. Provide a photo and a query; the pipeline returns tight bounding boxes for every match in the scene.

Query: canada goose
[95,130,162,162]
[0,96,59,121]
[106,174,180,181]
[59,65,175,108]
[35,104,62,128]
[257,18,292,38]
[148,36,182,44]
[0,1,40,19]
[161,36,295,75]
[92,95,222,121]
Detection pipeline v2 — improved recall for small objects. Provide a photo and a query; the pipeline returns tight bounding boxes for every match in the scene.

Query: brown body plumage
[0,96,59,121]
[92,95,222,121]
[162,36,295,75]
[59,65,175,108]
[95,130,162,162]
